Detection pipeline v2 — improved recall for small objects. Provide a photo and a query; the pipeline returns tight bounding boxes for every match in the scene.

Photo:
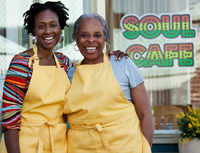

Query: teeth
[86,47,96,50]
[45,37,53,40]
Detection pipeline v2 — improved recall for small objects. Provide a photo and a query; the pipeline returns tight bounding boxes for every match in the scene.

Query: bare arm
[4,129,20,153]
[131,83,154,147]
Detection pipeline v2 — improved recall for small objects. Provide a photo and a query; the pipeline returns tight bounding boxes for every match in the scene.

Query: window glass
[0,0,33,139]
[0,0,87,100]
[107,0,200,130]
[0,0,87,137]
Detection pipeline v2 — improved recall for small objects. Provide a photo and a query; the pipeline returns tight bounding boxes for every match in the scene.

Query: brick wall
[190,68,200,107]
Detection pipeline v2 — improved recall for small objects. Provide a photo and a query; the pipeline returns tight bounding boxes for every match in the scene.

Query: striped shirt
[1,51,72,131]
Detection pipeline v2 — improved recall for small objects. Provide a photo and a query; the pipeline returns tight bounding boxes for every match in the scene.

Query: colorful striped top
[1,51,72,131]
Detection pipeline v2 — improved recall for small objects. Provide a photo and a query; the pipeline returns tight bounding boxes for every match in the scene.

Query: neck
[37,46,54,60]
[82,53,104,65]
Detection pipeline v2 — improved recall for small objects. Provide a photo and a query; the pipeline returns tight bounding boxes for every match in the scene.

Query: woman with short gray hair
[64,13,154,153]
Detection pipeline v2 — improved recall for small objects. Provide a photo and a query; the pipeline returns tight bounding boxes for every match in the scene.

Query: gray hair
[72,13,109,42]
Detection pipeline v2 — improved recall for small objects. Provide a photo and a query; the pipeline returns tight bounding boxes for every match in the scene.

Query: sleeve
[63,56,76,83]
[55,52,73,72]
[63,55,73,73]
[125,57,144,89]
[67,67,76,83]
[55,52,74,79]
[1,54,29,131]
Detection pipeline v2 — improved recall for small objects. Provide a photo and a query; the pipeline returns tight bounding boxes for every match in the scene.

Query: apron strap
[74,60,80,68]
[53,53,61,68]
[103,53,109,63]
[29,45,39,68]
[28,45,61,68]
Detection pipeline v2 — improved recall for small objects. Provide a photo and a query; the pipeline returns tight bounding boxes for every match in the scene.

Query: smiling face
[33,9,61,51]
[76,18,105,64]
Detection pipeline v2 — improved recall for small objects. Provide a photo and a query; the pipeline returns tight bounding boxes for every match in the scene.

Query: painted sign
[121,14,196,68]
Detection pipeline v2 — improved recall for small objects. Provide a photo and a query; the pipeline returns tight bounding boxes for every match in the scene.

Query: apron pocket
[103,117,139,151]
[19,123,67,153]
[67,117,143,152]
[67,128,100,152]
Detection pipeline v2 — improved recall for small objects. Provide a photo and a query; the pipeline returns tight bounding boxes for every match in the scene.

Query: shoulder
[6,51,31,78]
[10,50,31,65]
[54,52,72,71]
[109,55,144,84]
[54,51,68,59]
[109,55,136,68]
[54,52,70,63]
[109,55,127,80]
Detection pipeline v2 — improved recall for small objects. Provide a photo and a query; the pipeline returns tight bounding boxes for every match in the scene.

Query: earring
[105,42,110,51]
[32,36,37,44]
[74,44,79,51]
[59,34,64,43]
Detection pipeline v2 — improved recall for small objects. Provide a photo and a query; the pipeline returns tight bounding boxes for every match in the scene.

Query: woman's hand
[108,50,129,61]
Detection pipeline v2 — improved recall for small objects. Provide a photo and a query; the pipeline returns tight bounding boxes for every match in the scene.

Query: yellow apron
[64,53,151,153]
[1,45,70,153]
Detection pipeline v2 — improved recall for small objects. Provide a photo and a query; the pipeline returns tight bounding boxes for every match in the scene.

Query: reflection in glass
[108,0,200,130]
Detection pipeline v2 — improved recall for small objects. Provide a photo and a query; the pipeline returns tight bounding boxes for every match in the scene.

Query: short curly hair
[72,13,109,43]
[23,1,69,35]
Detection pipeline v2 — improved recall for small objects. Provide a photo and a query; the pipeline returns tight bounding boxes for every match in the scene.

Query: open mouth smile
[85,47,97,53]
[44,37,54,43]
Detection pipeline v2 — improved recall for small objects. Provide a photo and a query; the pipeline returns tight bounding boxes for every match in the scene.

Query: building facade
[1,0,200,152]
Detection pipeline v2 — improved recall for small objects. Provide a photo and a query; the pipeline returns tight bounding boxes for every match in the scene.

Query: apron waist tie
[21,119,64,153]
[38,122,55,153]
[69,112,136,150]
[95,124,111,150]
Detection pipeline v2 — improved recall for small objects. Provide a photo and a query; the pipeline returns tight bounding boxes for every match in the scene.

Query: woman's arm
[2,54,28,130]
[4,129,20,153]
[131,83,154,147]
[2,53,30,152]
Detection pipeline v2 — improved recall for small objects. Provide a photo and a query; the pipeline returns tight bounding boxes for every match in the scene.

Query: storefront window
[1,0,199,147]
[0,0,91,137]
[107,0,200,131]
[0,0,89,99]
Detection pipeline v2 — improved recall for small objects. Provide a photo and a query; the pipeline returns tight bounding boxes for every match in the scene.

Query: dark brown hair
[23,1,69,35]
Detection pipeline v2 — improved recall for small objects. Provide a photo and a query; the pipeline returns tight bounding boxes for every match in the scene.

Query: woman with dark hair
[0,1,71,153]
[0,2,127,153]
